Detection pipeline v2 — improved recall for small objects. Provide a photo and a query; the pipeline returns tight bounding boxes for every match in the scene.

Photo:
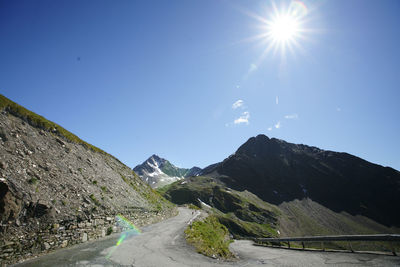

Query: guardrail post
[288,241,290,248]
[348,242,354,253]
[390,242,397,256]
[321,241,325,251]
[302,242,305,250]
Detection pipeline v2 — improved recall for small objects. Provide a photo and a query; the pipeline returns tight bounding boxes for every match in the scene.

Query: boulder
[0,179,22,223]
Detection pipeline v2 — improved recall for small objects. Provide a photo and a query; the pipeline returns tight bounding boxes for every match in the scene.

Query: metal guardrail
[254,234,400,256]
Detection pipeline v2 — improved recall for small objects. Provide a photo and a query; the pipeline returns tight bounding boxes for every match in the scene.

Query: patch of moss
[106,226,113,236]
[28,177,38,185]
[185,215,234,259]
[89,194,100,206]
[119,173,129,184]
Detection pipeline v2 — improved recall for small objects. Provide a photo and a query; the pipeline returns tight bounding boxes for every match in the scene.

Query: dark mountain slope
[203,134,400,227]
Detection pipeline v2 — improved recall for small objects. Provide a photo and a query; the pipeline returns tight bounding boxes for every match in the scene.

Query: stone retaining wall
[0,208,177,266]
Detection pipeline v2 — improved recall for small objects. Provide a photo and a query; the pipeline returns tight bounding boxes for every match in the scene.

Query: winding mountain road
[15,208,400,267]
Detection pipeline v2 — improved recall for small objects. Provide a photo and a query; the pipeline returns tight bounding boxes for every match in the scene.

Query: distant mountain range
[133,154,201,188]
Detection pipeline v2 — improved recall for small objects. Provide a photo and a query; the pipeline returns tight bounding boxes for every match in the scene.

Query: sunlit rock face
[134,154,201,188]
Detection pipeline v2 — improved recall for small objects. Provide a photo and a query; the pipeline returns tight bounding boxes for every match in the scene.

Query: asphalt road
[15,207,400,267]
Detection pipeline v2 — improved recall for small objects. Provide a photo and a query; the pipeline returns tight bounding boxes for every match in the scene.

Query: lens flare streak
[105,214,141,260]
[116,214,141,234]
[239,0,311,64]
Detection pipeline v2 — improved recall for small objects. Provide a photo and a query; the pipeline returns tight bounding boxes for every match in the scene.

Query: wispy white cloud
[244,63,258,80]
[275,121,281,129]
[267,127,272,131]
[284,113,298,119]
[234,111,250,125]
[232,100,244,109]
[276,96,279,105]
[249,63,258,73]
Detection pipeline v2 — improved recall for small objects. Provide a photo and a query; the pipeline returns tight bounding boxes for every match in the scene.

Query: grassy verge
[185,215,235,259]
[188,203,201,210]
[216,213,278,239]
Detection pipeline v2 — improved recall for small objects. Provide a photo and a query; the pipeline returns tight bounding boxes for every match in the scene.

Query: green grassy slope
[159,176,280,238]
[185,215,234,259]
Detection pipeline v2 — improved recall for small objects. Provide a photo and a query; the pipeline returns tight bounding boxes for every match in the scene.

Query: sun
[268,14,300,43]
[264,1,307,55]
[243,1,309,59]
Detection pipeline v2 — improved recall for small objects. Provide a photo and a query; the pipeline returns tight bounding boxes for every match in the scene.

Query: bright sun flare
[269,15,300,43]
[251,0,309,57]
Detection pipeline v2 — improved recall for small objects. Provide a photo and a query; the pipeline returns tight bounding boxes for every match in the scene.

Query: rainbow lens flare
[115,214,141,234]
[105,214,141,259]
[116,233,126,246]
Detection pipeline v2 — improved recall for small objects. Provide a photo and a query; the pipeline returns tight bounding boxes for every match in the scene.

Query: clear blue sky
[1,0,399,170]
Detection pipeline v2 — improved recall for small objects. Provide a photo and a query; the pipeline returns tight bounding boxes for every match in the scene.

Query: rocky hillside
[134,154,201,188]
[0,95,175,265]
[203,134,400,228]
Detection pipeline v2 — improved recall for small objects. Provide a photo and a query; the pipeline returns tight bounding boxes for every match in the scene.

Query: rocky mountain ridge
[133,154,201,188]
[0,95,175,265]
[201,134,400,227]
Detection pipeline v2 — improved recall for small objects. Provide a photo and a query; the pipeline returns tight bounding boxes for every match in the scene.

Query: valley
[1,94,399,265]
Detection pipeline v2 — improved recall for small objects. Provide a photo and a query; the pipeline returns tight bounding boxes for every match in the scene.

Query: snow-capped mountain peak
[133,155,202,188]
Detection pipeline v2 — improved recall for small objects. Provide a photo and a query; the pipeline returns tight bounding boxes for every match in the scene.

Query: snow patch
[197,198,211,209]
